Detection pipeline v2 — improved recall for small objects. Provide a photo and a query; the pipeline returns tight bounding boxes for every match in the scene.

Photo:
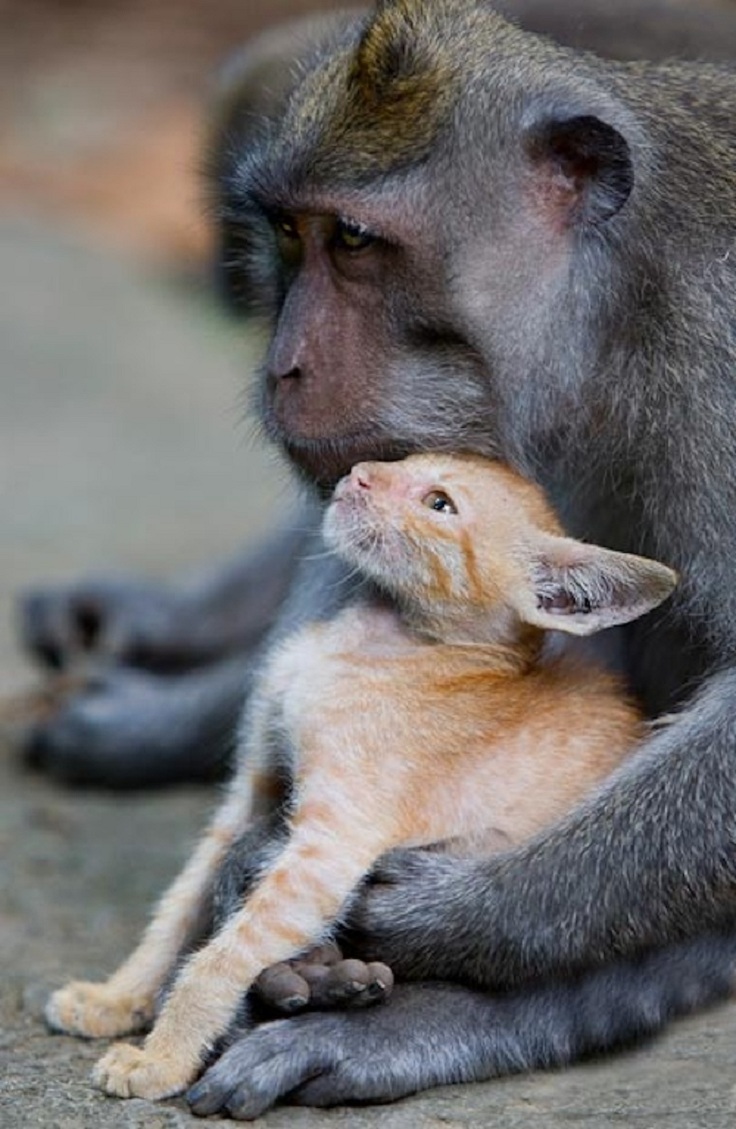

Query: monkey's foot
[93,1042,193,1100]
[255,949,394,1014]
[45,982,152,1038]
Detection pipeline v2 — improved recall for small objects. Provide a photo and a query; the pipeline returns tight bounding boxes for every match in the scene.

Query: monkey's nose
[268,365,302,388]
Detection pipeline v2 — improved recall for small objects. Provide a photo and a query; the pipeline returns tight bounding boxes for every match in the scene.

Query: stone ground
[2,219,736,1129]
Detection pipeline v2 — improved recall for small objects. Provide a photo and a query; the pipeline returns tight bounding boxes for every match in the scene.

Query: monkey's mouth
[279,432,416,491]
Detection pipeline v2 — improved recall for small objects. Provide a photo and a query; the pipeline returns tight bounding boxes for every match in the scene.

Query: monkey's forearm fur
[352,672,736,988]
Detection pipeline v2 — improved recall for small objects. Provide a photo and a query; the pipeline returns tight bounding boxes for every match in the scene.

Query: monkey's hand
[20,575,199,673]
[345,849,486,983]
[253,944,394,1015]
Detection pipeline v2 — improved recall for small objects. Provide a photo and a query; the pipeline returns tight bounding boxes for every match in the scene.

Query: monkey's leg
[92,768,396,1100]
[17,515,313,787]
[187,931,736,1119]
[45,773,266,1039]
[20,519,308,674]
[23,658,248,788]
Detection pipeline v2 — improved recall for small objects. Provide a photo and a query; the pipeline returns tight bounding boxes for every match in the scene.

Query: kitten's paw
[45,982,152,1038]
[93,1043,192,1100]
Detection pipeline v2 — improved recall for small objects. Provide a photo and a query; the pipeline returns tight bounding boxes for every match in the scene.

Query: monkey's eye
[274,215,300,241]
[334,218,376,252]
[422,490,458,515]
[272,214,303,268]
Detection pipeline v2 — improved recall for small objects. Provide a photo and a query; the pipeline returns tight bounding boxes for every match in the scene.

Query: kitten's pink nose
[350,464,372,491]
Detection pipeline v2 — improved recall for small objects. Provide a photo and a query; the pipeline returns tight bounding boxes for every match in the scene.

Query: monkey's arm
[349,670,736,987]
[188,931,736,1118]
[17,511,317,786]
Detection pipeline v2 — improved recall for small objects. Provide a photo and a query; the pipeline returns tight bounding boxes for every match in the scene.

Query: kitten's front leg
[93,775,393,1099]
[46,785,255,1039]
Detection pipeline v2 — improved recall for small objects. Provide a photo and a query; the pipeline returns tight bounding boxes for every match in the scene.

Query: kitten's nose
[350,464,372,491]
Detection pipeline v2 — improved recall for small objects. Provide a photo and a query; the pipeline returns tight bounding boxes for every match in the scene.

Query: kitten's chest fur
[262,601,640,849]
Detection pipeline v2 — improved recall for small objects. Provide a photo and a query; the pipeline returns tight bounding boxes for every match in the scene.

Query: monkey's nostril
[267,366,302,394]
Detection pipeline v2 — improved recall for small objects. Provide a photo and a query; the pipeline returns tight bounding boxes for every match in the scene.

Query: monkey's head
[215,0,644,490]
[323,453,677,646]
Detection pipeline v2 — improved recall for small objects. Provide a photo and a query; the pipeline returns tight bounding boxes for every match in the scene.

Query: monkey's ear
[524,115,633,226]
[515,536,677,637]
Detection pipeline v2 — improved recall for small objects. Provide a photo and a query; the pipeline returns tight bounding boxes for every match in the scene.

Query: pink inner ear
[537,590,579,614]
[525,115,633,229]
[531,167,582,231]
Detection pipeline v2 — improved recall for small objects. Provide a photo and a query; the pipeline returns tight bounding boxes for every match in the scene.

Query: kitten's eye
[422,490,458,515]
[334,218,376,252]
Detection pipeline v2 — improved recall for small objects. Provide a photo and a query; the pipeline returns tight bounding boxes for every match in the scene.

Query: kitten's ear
[513,535,677,637]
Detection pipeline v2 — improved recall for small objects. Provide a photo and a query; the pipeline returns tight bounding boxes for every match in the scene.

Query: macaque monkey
[46,453,675,1102]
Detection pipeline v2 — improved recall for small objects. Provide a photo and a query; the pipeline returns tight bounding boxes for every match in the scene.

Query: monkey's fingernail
[365,957,392,993]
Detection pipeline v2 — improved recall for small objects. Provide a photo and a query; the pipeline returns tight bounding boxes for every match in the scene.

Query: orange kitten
[46,453,676,1101]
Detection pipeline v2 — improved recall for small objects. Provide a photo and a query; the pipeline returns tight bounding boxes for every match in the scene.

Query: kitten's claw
[45,981,152,1038]
[93,1042,193,1100]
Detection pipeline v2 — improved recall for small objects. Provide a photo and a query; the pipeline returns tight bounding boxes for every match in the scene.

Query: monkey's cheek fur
[92,1043,194,1100]
[45,982,152,1039]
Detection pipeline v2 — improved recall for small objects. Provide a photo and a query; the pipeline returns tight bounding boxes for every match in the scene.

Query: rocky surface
[1,221,735,1128]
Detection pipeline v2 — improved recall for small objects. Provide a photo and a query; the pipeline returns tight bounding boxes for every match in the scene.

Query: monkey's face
[217,2,635,490]
[224,181,494,490]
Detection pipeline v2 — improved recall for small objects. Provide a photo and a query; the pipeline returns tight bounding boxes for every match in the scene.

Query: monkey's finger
[254,964,310,1014]
[294,942,343,966]
[319,960,394,1008]
[363,962,394,1003]
[305,958,377,1008]
[19,588,82,670]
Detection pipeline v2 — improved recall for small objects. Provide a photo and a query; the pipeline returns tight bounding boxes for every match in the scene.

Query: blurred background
[0,0,353,701]
[0,7,346,1122]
